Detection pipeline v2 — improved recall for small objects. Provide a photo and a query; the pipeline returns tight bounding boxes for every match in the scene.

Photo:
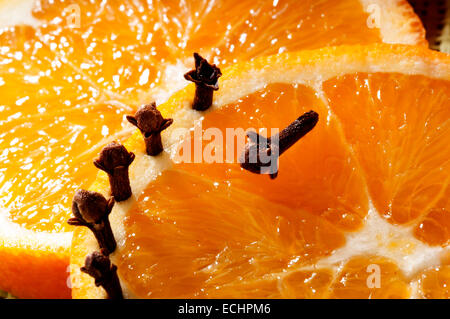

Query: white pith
[0,0,39,28]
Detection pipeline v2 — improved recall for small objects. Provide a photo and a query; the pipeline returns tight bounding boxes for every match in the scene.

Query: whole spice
[94,141,135,202]
[240,110,319,179]
[68,189,116,255]
[81,250,123,299]
[184,53,222,111]
[126,102,173,156]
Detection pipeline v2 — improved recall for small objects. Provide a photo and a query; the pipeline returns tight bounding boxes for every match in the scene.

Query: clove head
[126,102,172,135]
[94,141,135,173]
[240,110,319,179]
[81,251,111,282]
[81,250,123,299]
[72,189,113,224]
[126,103,173,156]
[239,132,278,178]
[184,53,222,89]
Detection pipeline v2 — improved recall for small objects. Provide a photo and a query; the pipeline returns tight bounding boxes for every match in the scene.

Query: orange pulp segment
[323,73,450,230]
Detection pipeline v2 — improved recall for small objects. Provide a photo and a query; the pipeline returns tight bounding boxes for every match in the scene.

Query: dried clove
[94,141,135,202]
[240,110,319,179]
[81,250,123,299]
[68,189,116,255]
[126,102,173,156]
[184,53,222,111]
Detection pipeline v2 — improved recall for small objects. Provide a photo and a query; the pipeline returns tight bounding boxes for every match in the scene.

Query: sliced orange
[0,0,426,298]
[70,44,450,299]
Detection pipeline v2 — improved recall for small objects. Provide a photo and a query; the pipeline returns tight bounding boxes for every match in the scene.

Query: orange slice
[71,44,450,299]
[0,0,425,298]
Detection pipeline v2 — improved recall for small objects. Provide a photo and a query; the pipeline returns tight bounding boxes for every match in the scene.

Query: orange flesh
[414,187,450,246]
[323,73,450,230]
[121,169,345,298]
[33,0,382,77]
[0,27,132,232]
[0,0,395,233]
[119,74,450,298]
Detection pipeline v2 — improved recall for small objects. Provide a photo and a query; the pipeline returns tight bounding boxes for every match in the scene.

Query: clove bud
[184,53,222,111]
[81,250,123,299]
[126,102,173,156]
[68,189,116,255]
[94,142,135,202]
[240,110,319,179]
